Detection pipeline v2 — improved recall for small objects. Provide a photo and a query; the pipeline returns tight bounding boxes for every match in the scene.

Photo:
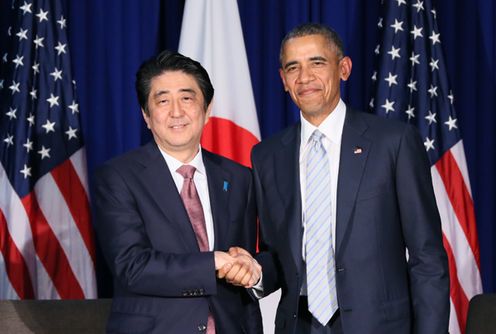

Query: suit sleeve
[93,164,217,298]
[395,125,450,334]
[251,149,282,297]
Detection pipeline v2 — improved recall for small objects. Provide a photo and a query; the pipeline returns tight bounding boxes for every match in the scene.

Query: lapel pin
[223,181,229,192]
[353,146,363,154]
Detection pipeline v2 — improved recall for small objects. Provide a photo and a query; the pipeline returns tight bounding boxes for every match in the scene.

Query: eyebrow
[283,56,328,70]
[152,88,197,98]
[309,56,327,62]
[283,61,298,70]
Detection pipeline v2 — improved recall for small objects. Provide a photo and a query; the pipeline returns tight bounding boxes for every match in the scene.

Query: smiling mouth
[169,123,188,129]
[297,87,320,96]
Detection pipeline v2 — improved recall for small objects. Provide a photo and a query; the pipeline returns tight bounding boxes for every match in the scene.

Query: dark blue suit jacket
[93,142,262,334]
[252,109,449,334]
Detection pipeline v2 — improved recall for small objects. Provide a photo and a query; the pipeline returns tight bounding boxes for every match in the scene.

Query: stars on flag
[3,134,14,146]
[6,107,17,120]
[20,164,31,179]
[413,0,424,13]
[0,0,96,302]
[23,138,33,152]
[429,31,441,45]
[16,28,28,41]
[55,42,67,55]
[381,99,395,113]
[384,72,398,87]
[9,80,20,94]
[13,55,24,68]
[50,68,63,81]
[429,58,439,71]
[46,94,60,107]
[41,120,56,133]
[370,0,461,160]
[444,116,458,131]
[37,145,51,159]
[57,16,67,29]
[34,35,44,48]
[1,0,84,183]
[405,105,415,119]
[424,137,435,151]
[35,8,48,22]
[390,19,404,33]
[410,52,420,66]
[387,45,401,60]
[65,126,78,140]
[425,110,437,124]
[20,1,32,15]
[410,25,423,39]
[68,101,79,114]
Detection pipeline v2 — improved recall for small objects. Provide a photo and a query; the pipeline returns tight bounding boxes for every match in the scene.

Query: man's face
[142,70,210,160]
[279,34,352,126]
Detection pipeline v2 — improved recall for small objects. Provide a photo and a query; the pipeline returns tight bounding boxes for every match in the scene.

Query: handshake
[214,247,261,288]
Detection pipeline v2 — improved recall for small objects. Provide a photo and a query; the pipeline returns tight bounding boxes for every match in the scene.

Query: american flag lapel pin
[223,181,229,192]
[353,146,363,154]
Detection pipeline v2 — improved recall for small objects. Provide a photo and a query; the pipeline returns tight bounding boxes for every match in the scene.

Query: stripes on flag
[370,1,482,333]
[0,1,96,299]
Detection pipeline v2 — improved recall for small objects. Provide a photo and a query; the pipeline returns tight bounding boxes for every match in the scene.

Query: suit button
[293,313,297,319]
[198,324,207,332]
[337,266,345,272]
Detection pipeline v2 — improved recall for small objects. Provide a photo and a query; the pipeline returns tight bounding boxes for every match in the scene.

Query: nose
[297,65,314,83]
[169,99,184,117]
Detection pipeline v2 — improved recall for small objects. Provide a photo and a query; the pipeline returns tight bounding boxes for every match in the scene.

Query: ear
[141,108,151,129]
[339,56,352,81]
[204,100,213,125]
[279,68,289,92]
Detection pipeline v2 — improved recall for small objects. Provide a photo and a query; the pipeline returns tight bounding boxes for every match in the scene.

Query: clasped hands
[214,247,261,288]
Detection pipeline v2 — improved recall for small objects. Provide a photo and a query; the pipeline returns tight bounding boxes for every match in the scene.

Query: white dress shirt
[299,99,346,260]
[254,100,347,297]
[159,146,215,251]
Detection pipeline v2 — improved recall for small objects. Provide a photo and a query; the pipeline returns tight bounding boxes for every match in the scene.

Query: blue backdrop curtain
[4,0,490,295]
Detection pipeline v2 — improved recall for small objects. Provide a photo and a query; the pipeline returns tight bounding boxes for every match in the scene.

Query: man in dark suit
[245,23,449,333]
[93,51,262,334]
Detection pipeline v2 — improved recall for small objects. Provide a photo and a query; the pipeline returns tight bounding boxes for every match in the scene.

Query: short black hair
[279,23,345,65]
[135,50,214,114]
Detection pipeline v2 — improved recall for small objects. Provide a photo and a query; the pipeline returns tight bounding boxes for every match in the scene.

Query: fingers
[214,251,235,271]
[216,262,232,279]
[228,246,250,257]
[221,253,261,288]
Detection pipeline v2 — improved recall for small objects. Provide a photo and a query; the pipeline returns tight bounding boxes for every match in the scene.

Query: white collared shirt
[299,99,346,260]
[159,146,215,251]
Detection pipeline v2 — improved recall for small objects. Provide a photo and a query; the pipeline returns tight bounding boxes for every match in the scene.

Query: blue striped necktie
[305,130,338,326]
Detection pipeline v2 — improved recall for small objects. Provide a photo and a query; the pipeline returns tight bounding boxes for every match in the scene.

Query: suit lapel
[274,125,303,272]
[139,142,199,251]
[336,110,371,254]
[203,151,231,251]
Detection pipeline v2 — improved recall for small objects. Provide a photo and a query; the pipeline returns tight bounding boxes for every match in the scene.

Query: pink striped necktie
[177,165,215,334]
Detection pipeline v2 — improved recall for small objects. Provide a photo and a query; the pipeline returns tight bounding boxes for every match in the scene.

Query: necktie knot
[177,165,196,179]
[309,130,324,146]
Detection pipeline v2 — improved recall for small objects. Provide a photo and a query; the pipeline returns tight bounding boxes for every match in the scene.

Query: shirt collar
[158,145,206,177]
[300,99,346,146]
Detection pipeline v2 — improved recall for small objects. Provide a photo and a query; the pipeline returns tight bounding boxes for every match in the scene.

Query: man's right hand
[216,247,261,288]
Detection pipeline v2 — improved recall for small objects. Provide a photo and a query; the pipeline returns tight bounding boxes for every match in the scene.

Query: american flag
[0,0,96,299]
[370,1,482,333]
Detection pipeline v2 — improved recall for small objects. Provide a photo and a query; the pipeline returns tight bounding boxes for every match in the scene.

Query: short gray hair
[279,23,345,65]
